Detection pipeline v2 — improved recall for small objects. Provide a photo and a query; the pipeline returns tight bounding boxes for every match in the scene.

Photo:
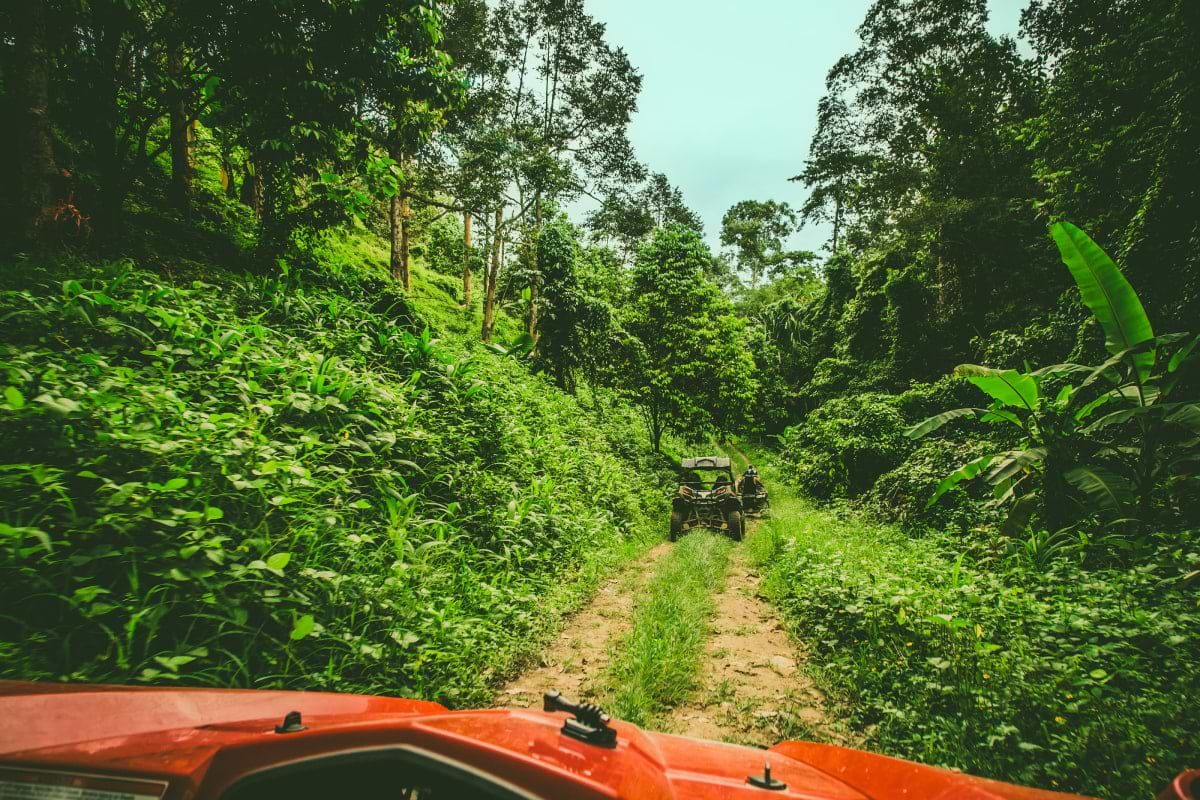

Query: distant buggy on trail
[671,456,743,541]
[738,464,769,516]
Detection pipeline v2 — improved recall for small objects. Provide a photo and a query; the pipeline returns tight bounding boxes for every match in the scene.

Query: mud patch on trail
[663,548,836,747]
[498,542,672,709]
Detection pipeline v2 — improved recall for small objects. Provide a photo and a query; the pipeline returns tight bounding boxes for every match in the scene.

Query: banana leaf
[1064,465,1134,511]
[904,407,980,439]
[954,364,1039,411]
[984,448,1048,486]
[927,454,994,508]
[1050,221,1154,381]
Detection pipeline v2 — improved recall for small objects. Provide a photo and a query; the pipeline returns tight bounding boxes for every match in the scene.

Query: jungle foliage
[0,0,755,704]
[741,1,1200,796]
[2,0,1198,796]
[0,254,668,704]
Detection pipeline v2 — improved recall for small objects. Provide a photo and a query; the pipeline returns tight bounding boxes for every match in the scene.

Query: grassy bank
[601,531,732,725]
[0,256,668,706]
[747,456,1198,799]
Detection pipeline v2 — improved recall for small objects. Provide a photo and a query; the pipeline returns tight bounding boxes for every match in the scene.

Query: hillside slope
[0,233,668,706]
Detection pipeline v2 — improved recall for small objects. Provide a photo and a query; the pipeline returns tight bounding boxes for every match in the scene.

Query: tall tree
[533,220,584,389]
[791,94,866,253]
[719,199,803,289]
[622,225,758,451]
[492,0,642,338]
[793,0,1047,374]
[10,0,59,242]
[586,171,702,261]
[1021,0,1200,328]
[199,0,458,255]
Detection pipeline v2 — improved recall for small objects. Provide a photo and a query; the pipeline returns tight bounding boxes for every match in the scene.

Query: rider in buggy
[738,465,769,514]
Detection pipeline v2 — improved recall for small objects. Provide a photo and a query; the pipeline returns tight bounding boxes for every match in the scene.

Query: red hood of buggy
[0,680,1167,800]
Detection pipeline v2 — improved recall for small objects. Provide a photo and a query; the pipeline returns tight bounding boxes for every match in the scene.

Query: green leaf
[1000,494,1038,537]
[1168,333,1200,373]
[290,613,315,640]
[3,386,25,409]
[928,455,995,507]
[954,365,1039,411]
[1166,404,1200,434]
[984,449,1047,486]
[1081,406,1148,433]
[1050,221,1154,380]
[0,523,52,552]
[153,654,197,672]
[1064,466,1133,511]
[904,408,979,439]
[266,552,291,572]
[1030,363,1091,380]
[1073,391,1113,422]
[980,408,1025,429]
[35,393,81,416]
[164,477,188,491]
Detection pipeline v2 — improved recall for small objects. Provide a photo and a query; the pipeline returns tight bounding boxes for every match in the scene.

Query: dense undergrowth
[750,457,1199,799]
[0,252,668,706]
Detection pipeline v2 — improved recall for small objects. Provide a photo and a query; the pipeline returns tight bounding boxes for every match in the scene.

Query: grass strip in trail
[600,531,732,726]
[496,540,671,707]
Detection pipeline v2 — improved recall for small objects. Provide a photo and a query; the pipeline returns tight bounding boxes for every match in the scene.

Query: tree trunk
[240,160,263,217]
[258,163,287,255]
[482,206,503,342]
[167,45,192,216]
[91,22,126,241]
[14,0,57,241]
[831,191,843,253]
[400,193,412,291]
[387,139,412,290]
[219,152,238,199]
[527,196,543,340]
[462,212,472,307]
[528,275,540,340]
[389,191,403,283]
[389,189,412,289]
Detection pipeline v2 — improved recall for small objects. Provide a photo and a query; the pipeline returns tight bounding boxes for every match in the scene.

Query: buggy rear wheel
[669,510,683,542]
[727,510,743,542]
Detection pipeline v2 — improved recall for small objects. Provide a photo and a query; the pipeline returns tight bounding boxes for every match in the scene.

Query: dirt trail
[499,542,672,709]
[664,540,834,747]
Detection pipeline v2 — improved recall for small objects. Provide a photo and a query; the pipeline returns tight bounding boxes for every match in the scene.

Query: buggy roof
[681,456,731,470]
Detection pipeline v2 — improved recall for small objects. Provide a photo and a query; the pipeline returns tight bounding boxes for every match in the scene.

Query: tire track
[498,542,672,708]
[662,524,836,747]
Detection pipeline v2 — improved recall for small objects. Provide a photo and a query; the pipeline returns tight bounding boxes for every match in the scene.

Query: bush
[0,261,663,706]
[755,504,1200,799]
[894,376,981,423]
[867,437,998,534]
[778,392,909,499]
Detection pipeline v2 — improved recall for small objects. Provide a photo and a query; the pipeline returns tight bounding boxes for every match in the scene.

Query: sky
[578,0,1029,255]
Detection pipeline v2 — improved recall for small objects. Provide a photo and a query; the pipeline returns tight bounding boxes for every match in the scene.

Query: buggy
[738,470,770,516]
[671,456,743,541]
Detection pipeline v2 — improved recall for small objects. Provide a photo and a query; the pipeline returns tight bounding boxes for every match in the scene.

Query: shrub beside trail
[751,460,1199,799]
[0,261,666,706]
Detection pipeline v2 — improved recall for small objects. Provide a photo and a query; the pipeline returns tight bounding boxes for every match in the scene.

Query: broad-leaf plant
[909,222,1200,534]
